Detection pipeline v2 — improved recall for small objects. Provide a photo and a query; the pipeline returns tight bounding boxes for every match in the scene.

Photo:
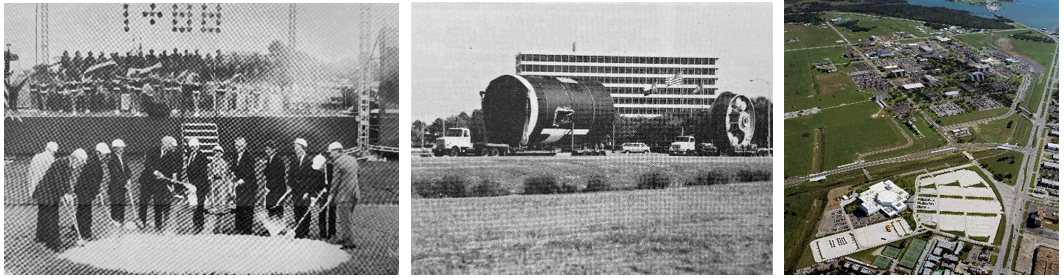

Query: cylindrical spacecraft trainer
[481,75,615,147]
[706,91,756,149]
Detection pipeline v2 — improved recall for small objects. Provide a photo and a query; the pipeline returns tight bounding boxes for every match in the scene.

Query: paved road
[994,36,1057,275]
[785,45,847,52]
[785,143,1005,186]
[413,153,771,169]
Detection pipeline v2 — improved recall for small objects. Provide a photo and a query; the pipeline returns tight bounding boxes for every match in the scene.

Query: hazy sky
[5,3,397,70]
[412,2,773,122]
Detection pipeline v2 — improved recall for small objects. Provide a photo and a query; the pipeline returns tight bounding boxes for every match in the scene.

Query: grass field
[4,157,399,274]
[969,114,1032,145]
[934,107,1009,126]
[784,47,867,112]
[411,182,772,275]
[785,101,905,177]
[978,150,1023,185]
[898,237,927,269]
[864,117,947,161]
[1023,75,1047,112]
[825,13,925,43]
[785,23,846,50]
[1006,34,1058,69]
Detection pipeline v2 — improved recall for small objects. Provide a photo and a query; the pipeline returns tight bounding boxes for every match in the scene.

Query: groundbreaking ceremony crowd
[28,136,362,251]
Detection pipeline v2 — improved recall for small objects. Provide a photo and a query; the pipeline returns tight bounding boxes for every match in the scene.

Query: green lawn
[969,114,1032,145]
[1024,74,1047,112]
[784,46,868,112]
[864,117,947,161]
[785,23,848,50]
[825,13,926,43]
[785,102,906,177]
[1007,34,1057,69]
[934,107,1009,126]
[978,150,1023,185]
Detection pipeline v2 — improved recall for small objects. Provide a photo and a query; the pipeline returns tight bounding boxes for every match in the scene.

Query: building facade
[514,52,718,118]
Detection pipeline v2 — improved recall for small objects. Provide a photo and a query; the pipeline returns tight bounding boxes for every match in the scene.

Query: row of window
[517,54,716,65]
[612,97,715,106]
[616,107,705,116]
[608,87,717,96]
[517,64,716,75]
[542,75,716,86]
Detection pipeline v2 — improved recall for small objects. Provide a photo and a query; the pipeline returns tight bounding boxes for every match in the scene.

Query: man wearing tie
[288,138,315,239]
[262,141,287,220]
[228,137,257,235]
[107,139,131,226]
[138,136,181,231]
[182,138,210,233]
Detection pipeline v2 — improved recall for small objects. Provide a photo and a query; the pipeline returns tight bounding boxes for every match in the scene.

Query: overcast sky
[412,2,773,123]
[5,3,396,70]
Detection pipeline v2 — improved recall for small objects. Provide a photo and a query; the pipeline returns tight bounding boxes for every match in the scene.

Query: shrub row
[413,176,511,198]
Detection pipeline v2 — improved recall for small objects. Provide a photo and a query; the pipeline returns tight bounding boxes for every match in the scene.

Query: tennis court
[882,245,901,259]
[872,255,893,269]
[897,238,928,269]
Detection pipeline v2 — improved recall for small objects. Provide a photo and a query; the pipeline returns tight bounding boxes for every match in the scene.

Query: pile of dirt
[57,234,349,274]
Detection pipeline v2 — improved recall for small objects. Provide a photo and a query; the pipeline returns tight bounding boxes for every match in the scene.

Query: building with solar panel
[514,52,719,118]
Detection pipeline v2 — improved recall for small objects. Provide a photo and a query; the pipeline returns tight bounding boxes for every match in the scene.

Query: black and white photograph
[411,2,774,275]
[4,3,398,274]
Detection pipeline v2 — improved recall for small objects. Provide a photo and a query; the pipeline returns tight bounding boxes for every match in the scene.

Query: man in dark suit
[138,136,182,231]
[33,149,87,251]
[182,138,210,233]
[74,143,110,240]
[107,139,131,226]
[228,137,257,235]
[262,141,287,219]
[287,138,315,239]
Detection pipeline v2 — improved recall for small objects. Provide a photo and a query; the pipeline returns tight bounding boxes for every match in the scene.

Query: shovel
[64,195,87,246]
[123,186,140,230]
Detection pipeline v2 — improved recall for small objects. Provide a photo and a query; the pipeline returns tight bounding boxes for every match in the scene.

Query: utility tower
[357,4,371,152]
[36,3,49,65]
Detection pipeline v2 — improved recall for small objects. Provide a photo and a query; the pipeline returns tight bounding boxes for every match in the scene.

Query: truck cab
[433,128,473,156]
[668,135,697,156]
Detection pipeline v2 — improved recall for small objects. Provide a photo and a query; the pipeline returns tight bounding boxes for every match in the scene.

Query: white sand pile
[57,234,349,274]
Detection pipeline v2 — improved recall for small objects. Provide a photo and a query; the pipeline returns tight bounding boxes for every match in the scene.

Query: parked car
[620,142,650,153]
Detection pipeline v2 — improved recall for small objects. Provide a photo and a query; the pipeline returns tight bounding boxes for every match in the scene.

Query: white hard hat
[161,136,177,147]
[293,138,308,148]
[45,142,59,153]
[311,154,327,170]
[111,139,126,148]
[70,148,88,162]
[95,142,112,154]
[327,142,343,151]
[213,145,224,152]
[188,138,201,147]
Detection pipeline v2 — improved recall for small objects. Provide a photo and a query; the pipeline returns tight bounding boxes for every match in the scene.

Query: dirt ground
[825,186,853,212]
[814,73,850,96]
[1012,234,1059,274]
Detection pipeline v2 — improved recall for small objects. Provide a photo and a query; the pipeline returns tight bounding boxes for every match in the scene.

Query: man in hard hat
[182,138,210,233]
[107,139,132,226]
[28,142,59,198]
[262,140,288,220]
[288,138,315,238]
[312,154,336,240]
[138,136,182,231]
[73,143,110,240]
[325,142,358,249]
[228,137,257,235]
[33,149,88,251]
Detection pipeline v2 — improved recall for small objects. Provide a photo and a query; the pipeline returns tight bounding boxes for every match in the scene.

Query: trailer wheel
[449,147,460,157]
[488,148,500,156]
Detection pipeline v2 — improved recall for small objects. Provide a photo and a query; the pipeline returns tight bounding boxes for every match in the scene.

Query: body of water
[907,0,1059,31]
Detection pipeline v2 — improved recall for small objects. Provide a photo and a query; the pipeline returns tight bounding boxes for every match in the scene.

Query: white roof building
[902,83,925,90]
[858,180,910,217]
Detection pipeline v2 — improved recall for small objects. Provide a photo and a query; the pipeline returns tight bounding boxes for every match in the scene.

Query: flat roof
[902,83,925,90]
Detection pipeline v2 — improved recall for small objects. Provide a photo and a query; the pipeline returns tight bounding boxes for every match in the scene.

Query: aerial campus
[784,0,1058,275]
